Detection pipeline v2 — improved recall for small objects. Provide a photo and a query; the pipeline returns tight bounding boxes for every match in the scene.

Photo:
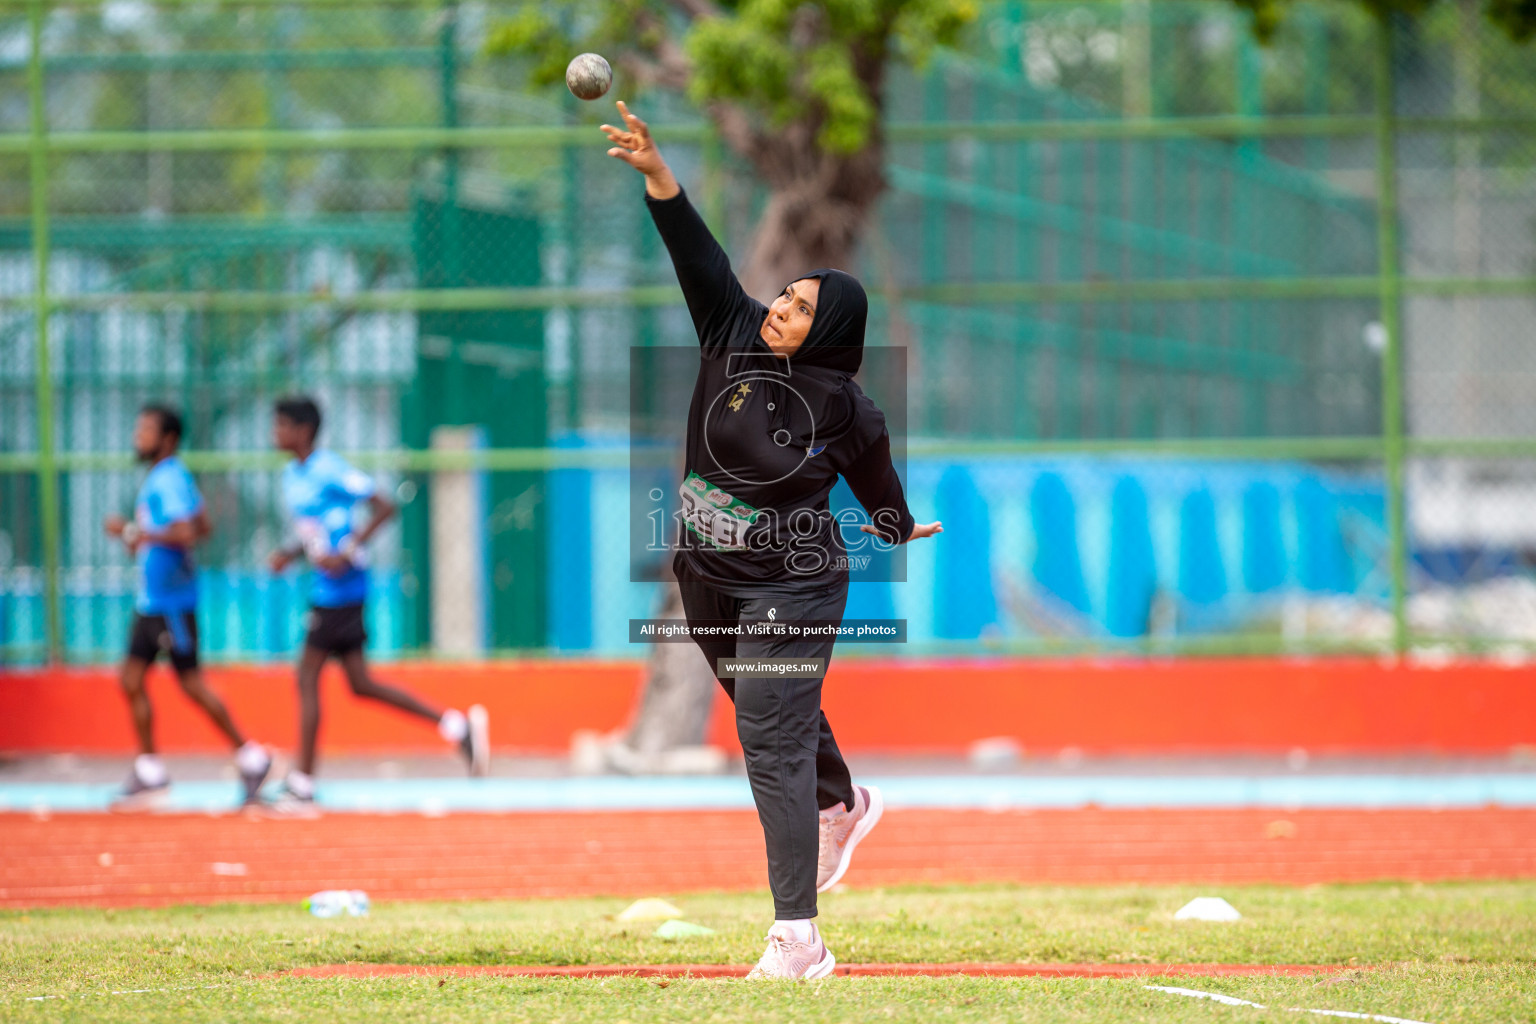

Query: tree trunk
[721,119,889,303]
[621,582,719,756]
[737,175,881,301]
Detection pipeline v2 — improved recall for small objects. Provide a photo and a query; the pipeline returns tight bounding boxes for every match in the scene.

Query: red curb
[282,962,1357,980]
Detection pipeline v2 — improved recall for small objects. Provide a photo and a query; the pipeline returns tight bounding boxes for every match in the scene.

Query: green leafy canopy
[486,0,1531,161]
[486,0,978,154]
[1235,0,1536,44]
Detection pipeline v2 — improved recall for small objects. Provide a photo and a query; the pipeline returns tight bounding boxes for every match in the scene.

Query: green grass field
[5,882,1534,1023]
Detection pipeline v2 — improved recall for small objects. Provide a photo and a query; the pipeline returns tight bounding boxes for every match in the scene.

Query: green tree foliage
[488,0,977,155]
[487,0,979,293]
[1234,0,1536,43]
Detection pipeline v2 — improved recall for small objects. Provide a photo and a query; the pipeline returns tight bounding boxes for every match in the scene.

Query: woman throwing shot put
[603,102,943,980]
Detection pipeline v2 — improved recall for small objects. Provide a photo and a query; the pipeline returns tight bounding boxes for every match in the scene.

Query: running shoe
[816,783,884,893]
[745,926,836,981]
[461,704,490,777]
[109,774,169,813]
[263,784,321,819]
[238,749,273,806]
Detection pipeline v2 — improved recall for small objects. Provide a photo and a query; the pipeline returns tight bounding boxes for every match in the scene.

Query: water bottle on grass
[304,890,369,917]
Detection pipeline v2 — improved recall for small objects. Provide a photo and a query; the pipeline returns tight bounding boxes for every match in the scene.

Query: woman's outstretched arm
[602,101,758,347]
[843,431,942,545]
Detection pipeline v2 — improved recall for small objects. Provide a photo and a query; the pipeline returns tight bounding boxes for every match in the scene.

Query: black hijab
[756,268,867,450]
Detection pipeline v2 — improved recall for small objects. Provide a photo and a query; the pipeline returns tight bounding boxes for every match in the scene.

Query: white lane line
[1292,1011,1438,1024]
[1147,986,1267,1008]
[1145,985,1437,1024]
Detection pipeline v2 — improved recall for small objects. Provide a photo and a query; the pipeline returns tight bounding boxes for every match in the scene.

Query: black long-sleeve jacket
[647,188,915,597]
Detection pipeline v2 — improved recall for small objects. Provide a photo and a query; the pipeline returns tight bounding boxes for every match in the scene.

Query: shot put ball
[565,53,612,101]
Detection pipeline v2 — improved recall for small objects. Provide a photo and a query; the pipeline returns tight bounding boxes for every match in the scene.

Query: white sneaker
[109,774,169,813]
[237,745,273,806]
[465,704,490,777]
[262,781,322,819]
[816,783,883,893]
[745,926,836,980]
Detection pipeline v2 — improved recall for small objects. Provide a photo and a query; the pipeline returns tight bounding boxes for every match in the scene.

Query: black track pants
[677,571,855,920]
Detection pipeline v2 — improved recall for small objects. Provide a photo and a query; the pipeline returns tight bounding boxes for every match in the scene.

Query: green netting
[0,1,1532,663]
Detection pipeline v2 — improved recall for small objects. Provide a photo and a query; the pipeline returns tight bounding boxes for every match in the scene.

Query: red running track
[3,808,1533,908]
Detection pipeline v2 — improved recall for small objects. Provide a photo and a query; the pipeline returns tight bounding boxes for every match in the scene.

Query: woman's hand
[601,101,679,199]
[860,521,944,543]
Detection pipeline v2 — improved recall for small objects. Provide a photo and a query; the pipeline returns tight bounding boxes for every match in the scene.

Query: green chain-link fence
[0,0,1532,664]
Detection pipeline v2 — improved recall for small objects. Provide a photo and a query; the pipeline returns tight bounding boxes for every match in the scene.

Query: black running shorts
[304,603,367,656]
[127,610,200,671]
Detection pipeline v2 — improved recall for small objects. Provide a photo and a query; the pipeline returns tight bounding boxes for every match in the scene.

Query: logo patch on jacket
[806,445,826,457]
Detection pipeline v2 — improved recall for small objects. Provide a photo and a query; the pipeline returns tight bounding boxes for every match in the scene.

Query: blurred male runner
[265,395,488,814]
[105,403,272,810]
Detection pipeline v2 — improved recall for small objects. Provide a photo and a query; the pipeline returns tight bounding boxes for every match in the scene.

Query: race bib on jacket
[679,471,761,551]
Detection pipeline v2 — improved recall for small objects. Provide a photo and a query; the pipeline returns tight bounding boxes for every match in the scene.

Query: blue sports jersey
[280,449,377,608]
[134,456,202,614]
